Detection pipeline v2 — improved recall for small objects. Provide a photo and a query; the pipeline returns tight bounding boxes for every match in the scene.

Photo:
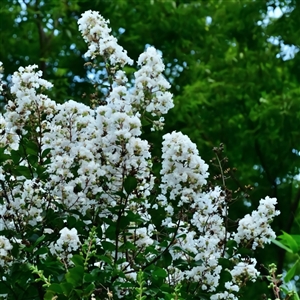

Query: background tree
[1,0,300,298]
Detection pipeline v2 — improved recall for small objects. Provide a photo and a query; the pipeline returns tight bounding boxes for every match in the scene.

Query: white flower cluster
[127,224,155,248]
[49,228,81,261]
[2,64,55,150]
[159,131,209,206]
[0,178,46,231]
[132,47,174,130]
[0,236,12,267]
[78,11,174,130]
[0,63,55,151]
[207,258,260,299]
[0,11,280,300]
[41,97,153,217]
[0,113,19,150]
[233,196,280,249]
[159,177,228,293]
[78,10,133,66]
[230,258,260,285]
[155,131,273,297]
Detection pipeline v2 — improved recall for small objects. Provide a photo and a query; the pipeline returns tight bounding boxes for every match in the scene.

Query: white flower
[44,228,54,234]
[0,236,12,257]
[233,196,280,249]
[50,227,81,256]
[230,259,260,286]
[225,281,239,292]
[128,227,154,247]
[159,131,209,205]
[78,10,133,66]
[210,291,238,300]
[0,236,13,269]
[132,47,174,130]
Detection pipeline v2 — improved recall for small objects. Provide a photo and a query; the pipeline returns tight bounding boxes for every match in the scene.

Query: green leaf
[161,251,172,268]
[55,67,68,76]
[126,210,144,223]
[71,254,84,267]
[24,140,39,155]
[27,154,38,166]
[67,215,79,228]
[271,239,293,253]
[42,148,51,158]
[36,165,47,179]
[10,149,21,164]
[44,290,57,300]
[0,151,10,163]
[82,283,95,295]
[290,234,300,248]
[28,233,40,243]
[105,225,116,240]
[34,246,48,256]
[141,117,151,127]
[101,240,116,251]
[284,258,300,283]
[0,281,10,295]
[47,283,63,294]
[14,165,32,178]
[119,241,137,251]
[152,267,167,279]
[65,30,72,39]
[60,282,73,296]
[96,255,113,265]
[33,234,46,247]
[65,266,84,287]
[83,273,94,283]
[118,215,131,228]
[278,231,299,253]
[124,175,138,195]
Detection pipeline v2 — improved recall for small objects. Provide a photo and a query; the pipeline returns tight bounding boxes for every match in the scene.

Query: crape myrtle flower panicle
[95,103,154,212]
[132,46,174,130]
[0,235,13,267]
[77,11,173,130]
[191,187,227,224]
[159,131,209,207]
[0,178,46,228]
[78,10,133,66]
[105,85,134,114]
[230,258,260,285]
[6,64,56,137]
[49,227,81,261]
[0,64,55,151]
[42,95,153,217]
[167,223,224,292]
[127,225,155,247]
[42,100,103,214]
[158,132,227,293]
[0,114,19,150]
[233,196,280,250]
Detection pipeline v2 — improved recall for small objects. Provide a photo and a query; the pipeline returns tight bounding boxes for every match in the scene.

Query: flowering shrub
[0,10,281,300]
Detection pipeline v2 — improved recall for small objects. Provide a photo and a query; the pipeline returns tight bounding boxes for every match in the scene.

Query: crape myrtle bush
[0,10,280,300]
